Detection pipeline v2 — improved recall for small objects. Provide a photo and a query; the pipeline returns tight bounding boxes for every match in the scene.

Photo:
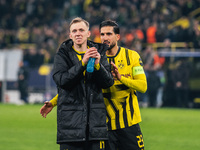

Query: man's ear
[87,31,91,38]
[69,33,72,39]
[116,34,120,41]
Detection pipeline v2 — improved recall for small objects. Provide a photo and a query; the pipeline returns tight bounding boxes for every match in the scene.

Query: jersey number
[136,134,144,148]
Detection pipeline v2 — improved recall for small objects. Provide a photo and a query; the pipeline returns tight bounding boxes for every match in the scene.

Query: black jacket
[52,39,114,143]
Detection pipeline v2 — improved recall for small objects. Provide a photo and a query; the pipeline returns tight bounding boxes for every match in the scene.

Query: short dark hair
[99,20,120,34]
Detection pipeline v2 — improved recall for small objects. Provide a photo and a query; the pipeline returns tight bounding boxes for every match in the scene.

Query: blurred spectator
[27,46,39,68]
[162,38,172,51]
[191,20,200,48]
[29,27,45,47]
[147,70,161,107]
[67,0,82,19]
[16,27,30,43]
[17,61,29,103]
[181,0,197,16]
[146,22,157,43]
[143,45,165,71]
[117,6,129,25]
[171,58,191,107]
[143,45,165,107]
[156,23,168,42]
[90,25,101,43]
[39,48,54,64]
[23,46,43,68]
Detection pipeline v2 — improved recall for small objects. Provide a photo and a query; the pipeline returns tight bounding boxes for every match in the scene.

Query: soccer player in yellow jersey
[40,20,147,150]
[99,20,147,150]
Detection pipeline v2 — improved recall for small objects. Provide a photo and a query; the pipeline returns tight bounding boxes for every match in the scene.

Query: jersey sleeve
[120,51,147,93]
[49,94,58,107]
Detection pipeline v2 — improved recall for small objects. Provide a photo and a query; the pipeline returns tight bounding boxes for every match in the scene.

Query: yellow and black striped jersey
[103,47,147,130]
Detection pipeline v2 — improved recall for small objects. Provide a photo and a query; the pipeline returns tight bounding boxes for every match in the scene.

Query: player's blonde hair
[69,17,89,29]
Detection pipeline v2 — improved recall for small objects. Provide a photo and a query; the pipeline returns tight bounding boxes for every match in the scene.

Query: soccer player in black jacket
[42,17,114,150]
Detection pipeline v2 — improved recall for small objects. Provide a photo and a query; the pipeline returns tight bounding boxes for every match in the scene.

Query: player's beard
[108,42,116,50]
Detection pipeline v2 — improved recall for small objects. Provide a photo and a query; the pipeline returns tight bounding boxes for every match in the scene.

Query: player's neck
[73,43,87,52]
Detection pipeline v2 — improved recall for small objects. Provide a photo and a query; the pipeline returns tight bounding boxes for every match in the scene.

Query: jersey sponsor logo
[121,73,131,78]
[113,73,131,81]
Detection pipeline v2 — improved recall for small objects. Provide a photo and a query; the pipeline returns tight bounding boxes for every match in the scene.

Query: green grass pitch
[0,103,200,150]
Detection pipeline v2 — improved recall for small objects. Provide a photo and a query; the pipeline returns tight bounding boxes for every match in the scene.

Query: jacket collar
[60,39,108,56]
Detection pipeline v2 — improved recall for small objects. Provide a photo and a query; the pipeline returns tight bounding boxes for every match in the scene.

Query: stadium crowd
[1,0,200,107]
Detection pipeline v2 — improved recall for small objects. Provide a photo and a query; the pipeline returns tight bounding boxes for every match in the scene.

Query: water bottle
[87,58,95,72]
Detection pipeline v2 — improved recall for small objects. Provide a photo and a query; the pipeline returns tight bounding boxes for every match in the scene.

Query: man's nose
[75,31,81,35]
[103,35,108,40]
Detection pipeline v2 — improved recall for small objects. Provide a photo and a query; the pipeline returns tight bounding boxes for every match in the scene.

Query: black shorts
[60,140,106,150]
[106,124,144,150]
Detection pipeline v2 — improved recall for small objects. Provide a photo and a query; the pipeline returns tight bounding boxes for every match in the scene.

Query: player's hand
[82,47,100,64]
[111,61,121,80]
[94,52,100,65]
[40,101,53,118]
